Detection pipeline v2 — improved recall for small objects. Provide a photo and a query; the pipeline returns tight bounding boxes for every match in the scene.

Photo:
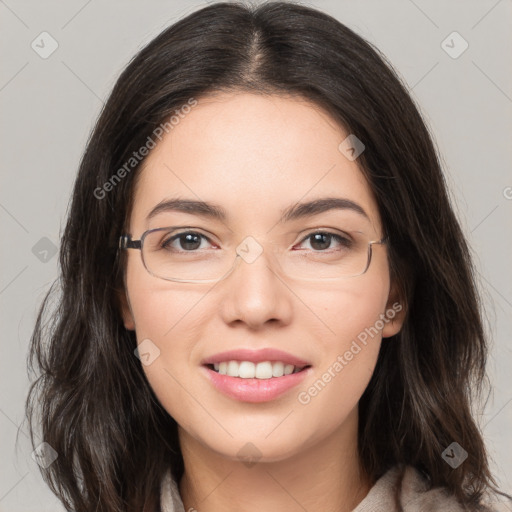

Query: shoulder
[354,464,504,512]
[160,469,186,512]
[399,465,466,511]
[159,464,508,512]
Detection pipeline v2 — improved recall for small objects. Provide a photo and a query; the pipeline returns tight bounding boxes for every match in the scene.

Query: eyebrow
[146,196,370,223]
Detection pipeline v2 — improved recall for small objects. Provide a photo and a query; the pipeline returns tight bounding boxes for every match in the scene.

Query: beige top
[159,464,505,511]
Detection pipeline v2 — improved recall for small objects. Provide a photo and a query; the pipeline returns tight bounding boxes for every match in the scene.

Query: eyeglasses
[119,226,387,284]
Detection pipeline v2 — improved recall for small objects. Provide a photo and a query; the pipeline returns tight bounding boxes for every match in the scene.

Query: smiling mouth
[205,361,311,379]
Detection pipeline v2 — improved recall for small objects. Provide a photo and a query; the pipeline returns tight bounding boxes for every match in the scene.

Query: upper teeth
[213,361,301,379]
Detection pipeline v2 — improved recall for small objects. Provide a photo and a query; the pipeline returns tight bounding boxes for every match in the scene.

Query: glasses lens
[142,228,231,282]
[141,228,374,282]
[275,232,371,280]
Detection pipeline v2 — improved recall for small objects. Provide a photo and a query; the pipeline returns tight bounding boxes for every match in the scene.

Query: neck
[178,408,372,512]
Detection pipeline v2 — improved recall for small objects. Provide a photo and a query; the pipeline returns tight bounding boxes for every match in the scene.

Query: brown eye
[162,232,210,251]
[299,232,352,252]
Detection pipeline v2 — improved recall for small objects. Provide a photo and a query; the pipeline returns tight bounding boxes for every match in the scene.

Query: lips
[201,348,312,402]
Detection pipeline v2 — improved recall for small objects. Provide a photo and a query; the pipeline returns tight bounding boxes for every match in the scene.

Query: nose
[218,245,294,329]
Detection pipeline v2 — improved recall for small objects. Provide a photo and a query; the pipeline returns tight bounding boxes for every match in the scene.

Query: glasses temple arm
[119,235,142,250]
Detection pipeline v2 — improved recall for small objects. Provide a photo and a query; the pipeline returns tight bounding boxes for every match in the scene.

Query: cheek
[128,290,203,432]
[125,255,204,340]
[127,281,203,369]
[296,274,389,412]
[125,265,215,425]
[315,269,390,353]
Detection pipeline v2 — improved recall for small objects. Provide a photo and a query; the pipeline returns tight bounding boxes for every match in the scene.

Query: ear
[381,280,406,338]
[117,287,136,331]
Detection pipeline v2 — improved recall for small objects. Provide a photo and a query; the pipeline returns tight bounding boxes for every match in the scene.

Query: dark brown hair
[25,1,507,511]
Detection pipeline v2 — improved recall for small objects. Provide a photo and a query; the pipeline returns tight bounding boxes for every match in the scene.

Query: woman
[25,1,510,511]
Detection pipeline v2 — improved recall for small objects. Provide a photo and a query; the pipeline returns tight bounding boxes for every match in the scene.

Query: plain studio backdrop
[0,1,511,510]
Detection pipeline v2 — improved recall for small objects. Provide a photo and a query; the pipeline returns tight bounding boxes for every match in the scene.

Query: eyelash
[162,230,352,252]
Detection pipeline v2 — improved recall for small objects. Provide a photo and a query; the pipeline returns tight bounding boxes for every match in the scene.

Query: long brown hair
[25,2,506,511]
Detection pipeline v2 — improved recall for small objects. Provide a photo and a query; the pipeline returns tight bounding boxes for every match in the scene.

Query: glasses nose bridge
[237,231,282,260]
[223,233,282,278]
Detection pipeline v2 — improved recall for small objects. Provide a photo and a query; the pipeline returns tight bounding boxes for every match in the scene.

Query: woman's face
[120,92,404,462]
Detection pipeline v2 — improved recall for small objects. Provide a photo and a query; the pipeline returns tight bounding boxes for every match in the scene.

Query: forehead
[129,92,381,233]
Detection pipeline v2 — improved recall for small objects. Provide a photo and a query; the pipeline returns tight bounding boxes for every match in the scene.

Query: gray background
[1,0,511,510]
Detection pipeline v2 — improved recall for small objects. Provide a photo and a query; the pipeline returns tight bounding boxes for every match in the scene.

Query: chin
[191,421,324,465]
